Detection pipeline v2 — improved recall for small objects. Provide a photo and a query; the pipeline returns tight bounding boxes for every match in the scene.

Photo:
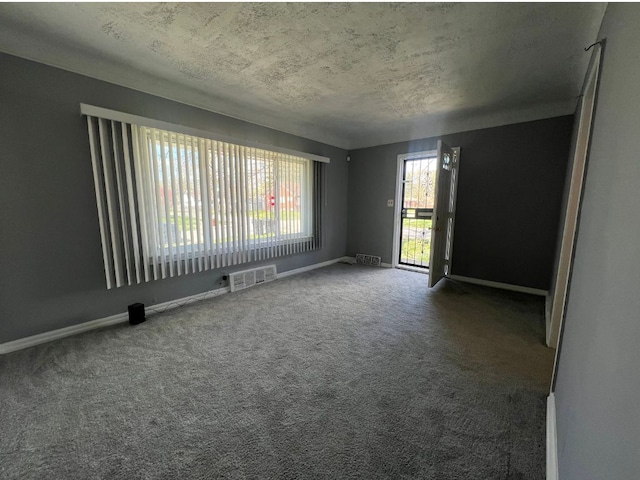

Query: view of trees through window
[139,129,310,253]
[403,157,436,210]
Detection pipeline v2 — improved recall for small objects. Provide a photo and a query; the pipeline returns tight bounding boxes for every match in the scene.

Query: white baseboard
[0,256,347,355]
[278,256,351,278]
[0,286,230,355]
[547,393,559,480]
[146,286,231,314]
[449,274,548,296]
[0,312,130,355]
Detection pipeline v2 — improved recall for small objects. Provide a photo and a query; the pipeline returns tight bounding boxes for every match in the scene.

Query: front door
[428,140,459,288]
[398,154,437,268]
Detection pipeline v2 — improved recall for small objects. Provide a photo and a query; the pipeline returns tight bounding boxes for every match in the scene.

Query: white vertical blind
[85,114,321,289]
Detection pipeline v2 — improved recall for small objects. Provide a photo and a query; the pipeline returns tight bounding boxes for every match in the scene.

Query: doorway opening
[392,143,460,286]
[397,154,437,269]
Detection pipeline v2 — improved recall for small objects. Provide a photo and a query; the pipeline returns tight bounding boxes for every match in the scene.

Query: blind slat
[122,125,142,284]
[209,141,219,269]
[231,144,240,265]
[267,156,274,260]
[240,146,248,264]
[176,134,189,275]
[213,141,223,269]
[209,140,218,269]
[178,135,189,274]
[199,138,212,271]
[289,156,294,257]
[246,147,255,263]
[110,121,132,285]
[87,117,114,289]
[158,130,175,278]
[149,129,167,279]
[131,126,152,282]
[168,132,182,276]
[189,135,203,273]
[97,118,124,287]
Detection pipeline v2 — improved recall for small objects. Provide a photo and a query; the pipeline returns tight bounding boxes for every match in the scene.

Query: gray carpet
[0,264,554,479]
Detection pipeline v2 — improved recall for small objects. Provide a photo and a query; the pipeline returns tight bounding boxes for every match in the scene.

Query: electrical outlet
[387,199,394,207]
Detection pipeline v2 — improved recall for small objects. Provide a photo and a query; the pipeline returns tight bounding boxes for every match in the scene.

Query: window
[135,126,314,273]
[83,105,326,289]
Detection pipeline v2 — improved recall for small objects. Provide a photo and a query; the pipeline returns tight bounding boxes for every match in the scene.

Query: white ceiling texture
[0,2,607,150]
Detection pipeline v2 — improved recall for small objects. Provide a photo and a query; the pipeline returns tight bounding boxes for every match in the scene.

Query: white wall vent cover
[355,254,382,266]
[229,265,277,292]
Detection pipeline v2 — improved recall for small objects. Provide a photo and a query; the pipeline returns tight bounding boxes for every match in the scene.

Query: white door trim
[547,393,559,480]
[547,45,602,349]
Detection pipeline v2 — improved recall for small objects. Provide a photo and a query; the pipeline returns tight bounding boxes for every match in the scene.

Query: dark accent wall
[347,116,573,290]
[555,4,640,478]
[0,53,348,343]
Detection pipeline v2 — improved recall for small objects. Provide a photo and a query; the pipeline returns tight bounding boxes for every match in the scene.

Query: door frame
[547,44,602,350]
[392,150,437,268]
[549,43,603,394]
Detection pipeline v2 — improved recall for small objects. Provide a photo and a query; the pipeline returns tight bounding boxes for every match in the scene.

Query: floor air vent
[229,265,277,292]
[355,254,382,266]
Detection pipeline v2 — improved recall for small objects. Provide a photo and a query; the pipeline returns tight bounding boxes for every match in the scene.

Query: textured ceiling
[0,3,606,149]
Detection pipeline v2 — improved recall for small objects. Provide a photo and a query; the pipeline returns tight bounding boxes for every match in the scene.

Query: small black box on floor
[128,303,146,325]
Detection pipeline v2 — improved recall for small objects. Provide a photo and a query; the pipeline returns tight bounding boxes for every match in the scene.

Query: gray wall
[347,117,573,290]
[554,4,640,479]
[0,53,348,343]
